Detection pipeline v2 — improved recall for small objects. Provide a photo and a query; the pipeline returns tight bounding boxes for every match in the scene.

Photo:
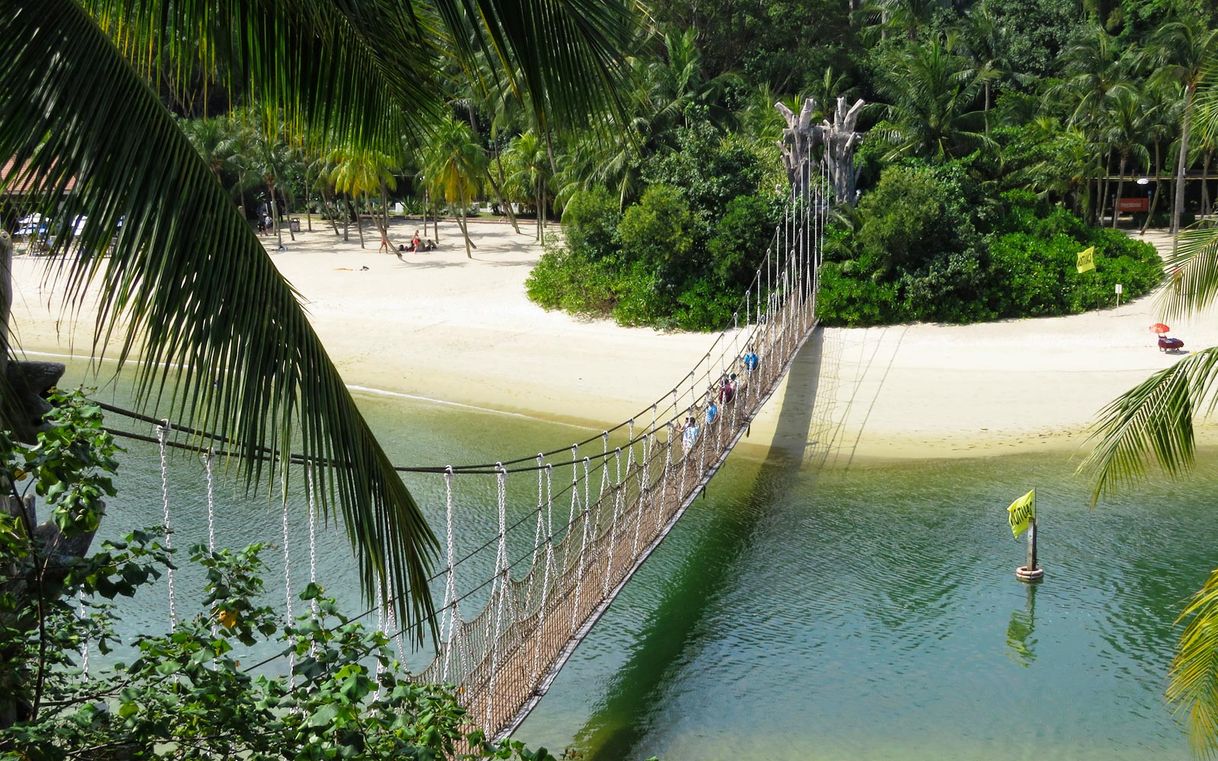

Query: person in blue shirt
[742,346,759,373]
[706,399,718,425]
[681,415,699,452]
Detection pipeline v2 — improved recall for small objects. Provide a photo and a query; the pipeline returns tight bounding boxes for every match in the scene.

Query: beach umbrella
[1150,323,1171,334]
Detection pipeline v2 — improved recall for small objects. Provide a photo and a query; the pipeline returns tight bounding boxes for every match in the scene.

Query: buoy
[1015,565,1044,583]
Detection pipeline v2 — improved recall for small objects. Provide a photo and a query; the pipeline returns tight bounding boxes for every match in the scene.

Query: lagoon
[79,364,1210,760]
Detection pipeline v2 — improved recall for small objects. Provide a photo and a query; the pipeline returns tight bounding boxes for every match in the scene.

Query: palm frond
[1169,568,1218,759]
[1160,226,1218,321]
[1078,347,1218,506]
[1,0,438,640]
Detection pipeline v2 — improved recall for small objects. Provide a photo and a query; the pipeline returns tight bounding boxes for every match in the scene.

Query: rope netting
[88,158,828,741]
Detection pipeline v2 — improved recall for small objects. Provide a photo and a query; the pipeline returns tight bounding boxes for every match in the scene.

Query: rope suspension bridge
[88,158,829,742]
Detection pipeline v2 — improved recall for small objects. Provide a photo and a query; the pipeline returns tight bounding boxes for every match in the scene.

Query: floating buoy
[1015,565,1044,583]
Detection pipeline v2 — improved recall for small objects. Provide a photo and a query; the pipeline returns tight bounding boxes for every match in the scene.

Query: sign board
[1115,283,1123,295]
[1117,197,1150,213]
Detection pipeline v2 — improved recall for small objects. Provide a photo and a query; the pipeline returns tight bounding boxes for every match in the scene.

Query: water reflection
[1005,584,1037,667]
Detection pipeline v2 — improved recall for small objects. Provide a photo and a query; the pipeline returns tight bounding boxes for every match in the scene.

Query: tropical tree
[0,0,634,644]
[1150,13,1218,249]
[422,117,488,257]
[504,130,551,240]
[330,147,402,250]
[874,36,993,161]
[1100,85,1150,227]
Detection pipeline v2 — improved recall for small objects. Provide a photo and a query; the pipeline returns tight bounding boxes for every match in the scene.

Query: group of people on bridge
[680,345,761,453]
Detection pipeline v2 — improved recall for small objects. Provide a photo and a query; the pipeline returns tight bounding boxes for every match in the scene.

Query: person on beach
[682,415,699,453]
[378,229,391,254]
[412,230,422,252]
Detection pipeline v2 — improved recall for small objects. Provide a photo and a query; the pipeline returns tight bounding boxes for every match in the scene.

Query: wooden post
[1026,519,1037,572]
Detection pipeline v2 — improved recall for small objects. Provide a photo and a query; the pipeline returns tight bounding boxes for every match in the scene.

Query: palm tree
[423,118,487,257]
[1100,86,1150,228]
[0,0,635,643]
[874,37,992,161]
[330,148,401,250]
[1151,14,1218,251]
[504,130,550,241]
[1081,74,1218,755]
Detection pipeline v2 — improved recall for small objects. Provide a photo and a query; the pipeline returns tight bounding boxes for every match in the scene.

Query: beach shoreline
[11,219,1216,465]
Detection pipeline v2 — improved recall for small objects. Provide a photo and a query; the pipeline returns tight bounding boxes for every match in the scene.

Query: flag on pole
[1007,489,1036,539]
[1076,246,1096,273]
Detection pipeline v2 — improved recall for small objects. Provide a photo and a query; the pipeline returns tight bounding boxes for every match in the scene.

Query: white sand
[10,220,1213,463]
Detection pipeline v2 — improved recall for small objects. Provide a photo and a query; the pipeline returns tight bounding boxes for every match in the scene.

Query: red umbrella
[1150,323,1171,334]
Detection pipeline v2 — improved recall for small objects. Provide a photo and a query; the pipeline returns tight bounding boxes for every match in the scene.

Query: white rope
[306,466,319,618]
[486,463,509,734]
[570,457,592,631]
[202,449,216,553]
[280,480,295,684]
[202,448,218,638]
[77,589,88,678]
[532,463,555,682]
[441,466,458,682]
[155,422,177,629]
[602,447,624,597]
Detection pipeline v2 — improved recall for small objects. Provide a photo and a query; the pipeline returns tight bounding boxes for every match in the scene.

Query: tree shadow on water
[570,331,826,761]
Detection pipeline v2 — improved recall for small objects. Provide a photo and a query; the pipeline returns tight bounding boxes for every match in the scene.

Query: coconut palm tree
[504,130,550,241]
[874,36,993,161]
[1151,14,1218,250]
[423,117,487,257]
[0,0,635,642]
[1100,86,1150,228]
[330,148,402,250]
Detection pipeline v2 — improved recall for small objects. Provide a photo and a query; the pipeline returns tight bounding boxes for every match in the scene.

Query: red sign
[1117,197,1149,212]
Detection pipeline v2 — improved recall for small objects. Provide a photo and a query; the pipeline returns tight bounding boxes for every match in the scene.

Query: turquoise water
[65,360,1215,759]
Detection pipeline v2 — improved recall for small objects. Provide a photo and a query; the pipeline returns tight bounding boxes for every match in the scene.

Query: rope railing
[80,157,828,743]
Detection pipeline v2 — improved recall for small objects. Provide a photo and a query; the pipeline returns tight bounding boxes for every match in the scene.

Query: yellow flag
[1076,246,1096,274]
[1007,489,1036,539]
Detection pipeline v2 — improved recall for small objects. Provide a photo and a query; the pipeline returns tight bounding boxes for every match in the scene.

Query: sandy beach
[10,219,1215,464]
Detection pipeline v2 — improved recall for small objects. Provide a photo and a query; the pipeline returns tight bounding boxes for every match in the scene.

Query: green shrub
[618,184,697,287]
[563,187,621,261]
[708,194,780,290]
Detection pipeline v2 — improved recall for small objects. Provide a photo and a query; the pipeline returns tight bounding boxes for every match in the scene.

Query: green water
[66,360,1216,759]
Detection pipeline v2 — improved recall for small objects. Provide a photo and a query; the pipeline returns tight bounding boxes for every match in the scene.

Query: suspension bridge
[90,159,828,742]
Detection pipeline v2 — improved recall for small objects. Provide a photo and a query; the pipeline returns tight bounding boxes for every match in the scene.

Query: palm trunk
[268,182,282,248]
[458,189,472,258]
[1099,152,1112,225]
[1173,84,1196,253]
[321,187,341,237]
[1202,150,1211,217]
[491,152,522,233]
[485,171,521,234]
[1112,153,1127,229]
[1141,143,1163,234]
[423,190,430,238]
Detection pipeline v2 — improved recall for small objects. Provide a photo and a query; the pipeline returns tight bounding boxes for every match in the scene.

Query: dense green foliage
[528,122,780,330]
[817,166,1162,325]
[0,398,555,759]
[520,0,1218,330]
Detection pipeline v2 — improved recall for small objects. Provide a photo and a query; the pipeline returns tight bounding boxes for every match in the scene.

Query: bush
[562,187,621,261]
[816,171,1164,326]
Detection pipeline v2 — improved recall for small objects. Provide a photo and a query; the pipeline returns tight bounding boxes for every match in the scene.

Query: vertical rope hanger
[156,422,177,629]
[203,448,218,637]
[441,466,459,683]
[531,462,555,684]
[280,472,296,685]
[486,462,510,735]
[305,465,319,619]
